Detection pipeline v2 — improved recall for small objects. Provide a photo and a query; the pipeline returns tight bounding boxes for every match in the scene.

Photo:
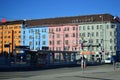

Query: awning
[81,51,94,55]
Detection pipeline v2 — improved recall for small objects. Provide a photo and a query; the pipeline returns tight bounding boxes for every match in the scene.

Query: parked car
[105,57,112,64]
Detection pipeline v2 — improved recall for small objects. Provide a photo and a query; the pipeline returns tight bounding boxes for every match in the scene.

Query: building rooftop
[25,13,118,27]
[0,13,119,27]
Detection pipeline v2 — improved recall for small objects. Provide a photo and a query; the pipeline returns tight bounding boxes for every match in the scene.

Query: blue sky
[0,0,120,21]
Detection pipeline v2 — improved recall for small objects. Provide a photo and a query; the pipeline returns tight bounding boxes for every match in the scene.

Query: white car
[105,58,111,64]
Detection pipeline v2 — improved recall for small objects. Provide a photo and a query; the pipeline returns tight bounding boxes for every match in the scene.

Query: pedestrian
[81,55,86,70]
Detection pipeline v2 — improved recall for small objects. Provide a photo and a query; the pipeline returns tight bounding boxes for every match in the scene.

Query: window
[35,29,38,33]
[110,46,112,50]
[29,35,33,39]
[67,27,69,31]
[42,35,46,39]
[114,46,116,50]
[65,40,68,45]
[76,33,78,38]
[8,36,10,38]
[88,33,90,37]
[57,40,61,45]
[57,34,60,38]
[8,31,10,34]
[110,32,112,36]
[111,25,115,28]
[92,26,94,30]
[65,34,69,38]
[49,29,51,32]
[96,32,98,36]
[79,26,81,30]
[51,28,54,32]
[82,33,85,37]
[23,36,25,39]
[49,34,54,38]
[29,42,32,46]
[49,41,52,45]
[42,41,46,45]
[107,25,109,29]
[114,38,116,44]
[35,35,38,39]
[14,31,17,33]
[31,29,34,33]
[72,33,75,37]
[79,33,81,37]
[23,31,25,34]
[19,40,21,43]
[110,39,112,43]
[19,35,21,38]
[36,41,39,45]
[76,27,78,30]
[9,27,12,29]
[96,39,99,43]
[83,26,85,30]
[14,26,17,29]
[64,27,66,31]
[73,27,75,30]
[4,36,7,38]
[59,28,61,31]
[101,39,103,43]
[100,25,102,29]
[87,26,90,30]
[97,25,99,29]
[56,28,58,32]
[92,32,94,37]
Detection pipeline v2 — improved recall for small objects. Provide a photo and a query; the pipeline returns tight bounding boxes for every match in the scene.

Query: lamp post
[99,15,105,62]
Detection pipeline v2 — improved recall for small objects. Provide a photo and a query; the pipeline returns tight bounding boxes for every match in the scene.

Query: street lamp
[99,15,105,62]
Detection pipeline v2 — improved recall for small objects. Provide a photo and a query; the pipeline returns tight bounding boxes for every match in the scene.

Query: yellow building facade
[0,20,23,54]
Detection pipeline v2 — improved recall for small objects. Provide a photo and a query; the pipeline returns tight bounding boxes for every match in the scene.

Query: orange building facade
[0,20,24,54]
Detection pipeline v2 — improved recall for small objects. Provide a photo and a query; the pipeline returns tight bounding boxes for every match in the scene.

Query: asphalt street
[0,64,120,80]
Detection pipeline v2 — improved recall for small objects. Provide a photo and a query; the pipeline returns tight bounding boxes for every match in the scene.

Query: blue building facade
[21,25,49,50]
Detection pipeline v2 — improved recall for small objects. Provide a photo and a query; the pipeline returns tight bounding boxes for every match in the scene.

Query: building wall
[79,22,118,59]
[0,24,22,54]
[48,24,80,51]
[21,26,49,50]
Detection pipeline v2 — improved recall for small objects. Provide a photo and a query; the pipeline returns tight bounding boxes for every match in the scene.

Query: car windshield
[106,58,110,60]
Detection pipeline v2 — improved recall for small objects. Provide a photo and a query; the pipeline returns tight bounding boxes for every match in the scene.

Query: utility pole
[100,15,105,62]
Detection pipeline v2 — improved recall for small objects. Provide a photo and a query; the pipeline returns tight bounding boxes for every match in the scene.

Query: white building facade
[78,15,119,61]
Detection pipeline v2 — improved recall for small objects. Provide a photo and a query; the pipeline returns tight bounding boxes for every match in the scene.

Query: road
[0,64,120,80]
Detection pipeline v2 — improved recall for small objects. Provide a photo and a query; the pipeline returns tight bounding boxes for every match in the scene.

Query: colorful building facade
[0,14,120,61]
[48,24,80,51]
[0,20,24,54]
[21,26,49,50]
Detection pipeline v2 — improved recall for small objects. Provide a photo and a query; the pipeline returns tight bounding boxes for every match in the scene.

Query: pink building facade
[48,24,81,51]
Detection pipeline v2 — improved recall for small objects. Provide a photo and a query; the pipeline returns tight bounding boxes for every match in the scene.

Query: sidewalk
[4,65,120,80]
